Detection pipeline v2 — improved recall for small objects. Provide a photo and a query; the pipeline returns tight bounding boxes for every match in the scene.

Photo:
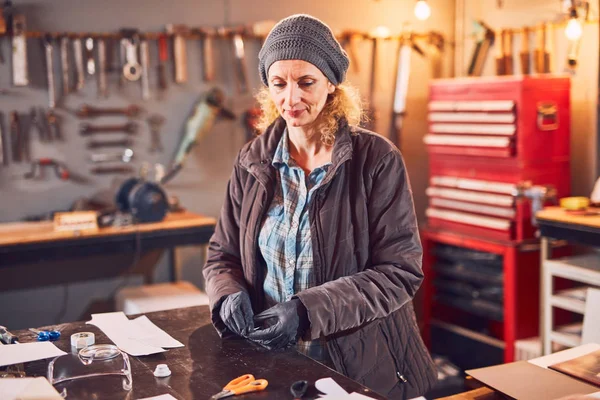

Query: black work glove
[218,291,254,336]
[247,298,309,350]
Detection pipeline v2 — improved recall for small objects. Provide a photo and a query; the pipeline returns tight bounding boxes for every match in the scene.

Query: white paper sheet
[86,312,183,356]
[0,377,63,400]
[528,342,600,369]
[315,377,376,399]
[0,342,66,367]
[138,395,178,400]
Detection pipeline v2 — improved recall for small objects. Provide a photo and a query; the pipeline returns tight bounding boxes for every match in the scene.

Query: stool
[115,281,210,315]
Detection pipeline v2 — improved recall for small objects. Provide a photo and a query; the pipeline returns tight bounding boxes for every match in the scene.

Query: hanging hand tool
[544,22,554,73]
[219,27,249,94]
[161,88,235,184]
[73,37,85,90]
[565,37,582,73]
[76,104,141,118]
[389,32,423,148]
[248,20,276,46]
[90,165,134,175]
[534,24,545,74]
[27,107,50,142]
[210,374,268,400]
[43,34,57,109]
[197,28,215,82]
[60,36,70,95]
[0,111,6,166]
[156,33,169,90]
[97,38,108,97]
[85,37,95,76]
[468,20,494,76]
[494,29,505,75]
[79,122,137,135]
[365,34,380,131]
[90,148,133,163]
[46,110,61,141]
[147,114,165,152]
[502,29,513,75]
[166,24,189,84]
[520,27,530,74]
[87,138,133,149]
[140,37,151,100]
[242,107,261,142]
[121,33,142,82]
[11,14,28,86]
[426,32,444,79]
[340,31,361,74]
[10,111,23,162]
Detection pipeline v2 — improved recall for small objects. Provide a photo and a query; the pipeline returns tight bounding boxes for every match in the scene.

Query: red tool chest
[425,76,570,242]
[421,76,571,368]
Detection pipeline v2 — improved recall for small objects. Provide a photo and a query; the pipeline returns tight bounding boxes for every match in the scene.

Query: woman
[203,14,437,399]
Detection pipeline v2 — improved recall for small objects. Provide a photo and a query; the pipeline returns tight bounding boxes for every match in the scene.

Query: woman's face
[267,59,335,128]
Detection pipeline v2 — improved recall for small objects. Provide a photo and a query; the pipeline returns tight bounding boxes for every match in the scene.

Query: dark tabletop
[12,306,385,399]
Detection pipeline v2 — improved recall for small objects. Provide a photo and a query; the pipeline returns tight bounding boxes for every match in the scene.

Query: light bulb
[565,17,582,40]
[414,0,431,21]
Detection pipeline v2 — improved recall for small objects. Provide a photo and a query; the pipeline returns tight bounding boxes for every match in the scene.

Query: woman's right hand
[219,291,254,336]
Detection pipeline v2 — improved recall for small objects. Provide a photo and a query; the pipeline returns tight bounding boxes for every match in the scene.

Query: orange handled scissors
[210,374,268,399]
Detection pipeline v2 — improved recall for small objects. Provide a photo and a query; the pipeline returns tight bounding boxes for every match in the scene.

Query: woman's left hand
[248,298,308,349]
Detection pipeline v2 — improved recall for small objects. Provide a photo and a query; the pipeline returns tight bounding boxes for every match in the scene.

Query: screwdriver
[0,325,20,344]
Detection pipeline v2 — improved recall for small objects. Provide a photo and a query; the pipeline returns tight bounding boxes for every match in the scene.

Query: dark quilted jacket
[203,117,437,399]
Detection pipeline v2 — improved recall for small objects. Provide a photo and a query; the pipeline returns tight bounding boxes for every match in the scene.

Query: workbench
[8,306,384,400]
[0,211,216,284]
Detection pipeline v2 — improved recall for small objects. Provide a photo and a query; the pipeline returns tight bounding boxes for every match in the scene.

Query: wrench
[76,104,141,118]
[90,165,134,175]
[121,37,141,81]
[73,38,85,90]
[147,114,165,152]
[43,35,56,109]
[79,122,137,135]
[89,148,133,163]
[60,36,70,96]
[87,138,133,149]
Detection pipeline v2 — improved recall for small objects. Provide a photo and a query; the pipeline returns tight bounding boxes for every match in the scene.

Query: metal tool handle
[44,36,56,109]
[173,34,188,83]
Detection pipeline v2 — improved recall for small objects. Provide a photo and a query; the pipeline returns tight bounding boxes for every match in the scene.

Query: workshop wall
[456,0,599,196]
[0,0,455,329]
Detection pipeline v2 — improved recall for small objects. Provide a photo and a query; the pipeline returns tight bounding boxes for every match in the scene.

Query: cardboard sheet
[467,361,598,400]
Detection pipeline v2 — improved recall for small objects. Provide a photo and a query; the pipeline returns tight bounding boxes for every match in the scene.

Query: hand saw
[468,20,495,76]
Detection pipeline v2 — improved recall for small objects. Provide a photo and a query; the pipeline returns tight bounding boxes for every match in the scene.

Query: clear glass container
[47,344,132,392]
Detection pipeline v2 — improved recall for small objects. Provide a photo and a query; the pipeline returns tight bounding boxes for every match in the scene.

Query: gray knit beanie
[258,14,350,86]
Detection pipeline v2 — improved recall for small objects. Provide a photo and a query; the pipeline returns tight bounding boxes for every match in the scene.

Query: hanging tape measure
[70,332,95,349]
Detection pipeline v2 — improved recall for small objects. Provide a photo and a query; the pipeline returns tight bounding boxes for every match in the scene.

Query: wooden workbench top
[0,211,216,247]
[536,206,600,229]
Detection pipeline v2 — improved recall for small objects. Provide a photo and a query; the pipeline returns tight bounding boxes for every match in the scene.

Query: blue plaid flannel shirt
[258,129,332,360]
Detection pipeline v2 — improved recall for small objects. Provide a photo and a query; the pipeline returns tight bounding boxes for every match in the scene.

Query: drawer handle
[537,102,559,131]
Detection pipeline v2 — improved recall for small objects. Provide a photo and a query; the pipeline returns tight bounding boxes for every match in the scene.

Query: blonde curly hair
[255,82,365,146]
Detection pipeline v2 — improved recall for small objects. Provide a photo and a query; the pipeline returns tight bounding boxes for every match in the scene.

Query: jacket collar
[239,116,353,174]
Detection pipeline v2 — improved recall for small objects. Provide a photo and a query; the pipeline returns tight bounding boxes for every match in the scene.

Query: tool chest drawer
[426,76,570,163]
